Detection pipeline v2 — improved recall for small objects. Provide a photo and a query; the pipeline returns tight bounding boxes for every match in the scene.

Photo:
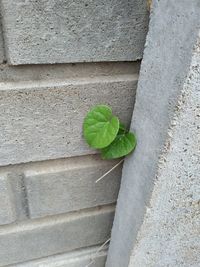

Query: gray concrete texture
[9,246,107,267]
[0,26,141,266]
[0,155,121,225]
[106,1,200,267]
[0,175,16,225]
[0,1,146,266]
[129,33,200,267]
[0,62,140,82]
[0,15,4,63]
[1,0,148,65]
[25,156,121,219]
[0,205,114,266]
[0,63,137,165]
[0,74,137,166]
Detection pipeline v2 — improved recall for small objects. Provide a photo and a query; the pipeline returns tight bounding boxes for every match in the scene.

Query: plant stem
[95,158,124,183]
[85,237,111,267]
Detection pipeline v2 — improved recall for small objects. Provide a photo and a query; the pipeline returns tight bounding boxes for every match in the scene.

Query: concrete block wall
[1,0,148,65]
[0,1,148,266]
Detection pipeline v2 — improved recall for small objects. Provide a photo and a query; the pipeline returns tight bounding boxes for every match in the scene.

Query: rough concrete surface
[106,1,200,267]
[0,175,16,225]
[0,205,114,266]
[10,246,107,267]
[25,156,121,219]
[1,0,148,65]
[0,0,146,266]
[0,16,4,63]
[129,34,200,267]
[0,155,121,224]
[0,62,140,82]
[0,75,137,166]
[0,60,139,265]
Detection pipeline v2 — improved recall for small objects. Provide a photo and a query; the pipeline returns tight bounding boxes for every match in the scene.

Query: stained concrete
[129,33,200,267]
[106,1,200,266]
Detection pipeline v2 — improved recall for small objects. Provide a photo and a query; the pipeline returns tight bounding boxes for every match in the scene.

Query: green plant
[83,105,137,159]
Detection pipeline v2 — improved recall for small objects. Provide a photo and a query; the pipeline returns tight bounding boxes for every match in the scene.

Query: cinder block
[0,205,114,266]
[10,246,107,267]
[25,155,121,218]
[7,173,29,221]
[1,0,148,65]
[0,175,16,225]
[0,75,137,166]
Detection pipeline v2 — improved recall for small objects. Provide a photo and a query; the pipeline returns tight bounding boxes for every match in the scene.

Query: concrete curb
[106,1,200,266]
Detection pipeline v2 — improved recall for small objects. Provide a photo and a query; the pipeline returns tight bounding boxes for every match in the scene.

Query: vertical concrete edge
[106,1,200,267]
[0,4,5,63]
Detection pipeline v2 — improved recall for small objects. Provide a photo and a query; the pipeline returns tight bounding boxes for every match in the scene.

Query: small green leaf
[101,132,137,159]
[83,105,119,149]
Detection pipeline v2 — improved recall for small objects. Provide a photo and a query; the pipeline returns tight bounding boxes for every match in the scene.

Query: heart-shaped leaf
[101,132,137,159]
[83,105,119,149]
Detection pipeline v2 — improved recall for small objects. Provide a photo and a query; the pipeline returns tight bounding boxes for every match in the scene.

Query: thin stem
[95,158,124,183]
[85,238,111,267]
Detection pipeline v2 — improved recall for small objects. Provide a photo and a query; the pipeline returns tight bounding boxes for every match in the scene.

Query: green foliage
[83,105,119,149]
[101,132,136,159]
[83,105,137,159]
